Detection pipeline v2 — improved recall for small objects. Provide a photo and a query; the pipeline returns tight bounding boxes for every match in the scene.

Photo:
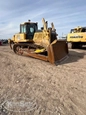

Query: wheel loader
[9,18,68,65]
[67,26,86,49]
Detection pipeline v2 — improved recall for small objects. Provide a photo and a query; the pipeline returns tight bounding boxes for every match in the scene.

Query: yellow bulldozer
[67,26,86,49]
[9,18,68,65]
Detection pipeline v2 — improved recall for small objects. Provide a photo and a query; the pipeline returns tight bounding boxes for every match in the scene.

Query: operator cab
[20,21,38,39]
[70,27,86,33]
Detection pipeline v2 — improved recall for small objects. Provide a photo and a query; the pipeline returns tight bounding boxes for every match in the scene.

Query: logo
[1,97,37,113]
[70,35,83,38]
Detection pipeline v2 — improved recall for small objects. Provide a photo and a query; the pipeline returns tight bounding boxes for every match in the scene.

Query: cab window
[30,27,34,33]
[81,28,86,32]
[20,25,26,33]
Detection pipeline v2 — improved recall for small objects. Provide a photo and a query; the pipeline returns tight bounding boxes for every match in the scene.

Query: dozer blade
[48,40,69,65]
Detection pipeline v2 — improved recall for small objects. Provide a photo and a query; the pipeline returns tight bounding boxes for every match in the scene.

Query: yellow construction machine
[9,18,68,65]
[67,26,86,48]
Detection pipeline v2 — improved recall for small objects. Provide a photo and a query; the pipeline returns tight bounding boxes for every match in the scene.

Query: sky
[0,0,86,39]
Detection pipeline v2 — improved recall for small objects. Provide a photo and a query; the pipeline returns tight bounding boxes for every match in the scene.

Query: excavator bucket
[48,40,68,65]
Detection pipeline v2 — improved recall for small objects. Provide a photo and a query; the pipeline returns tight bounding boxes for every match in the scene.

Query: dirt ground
[0,45,86,115]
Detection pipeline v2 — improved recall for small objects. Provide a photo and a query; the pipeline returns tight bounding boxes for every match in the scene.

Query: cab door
[26,24,36,39]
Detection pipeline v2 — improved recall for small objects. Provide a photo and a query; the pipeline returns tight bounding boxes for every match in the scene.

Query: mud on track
[0,45,86,115]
